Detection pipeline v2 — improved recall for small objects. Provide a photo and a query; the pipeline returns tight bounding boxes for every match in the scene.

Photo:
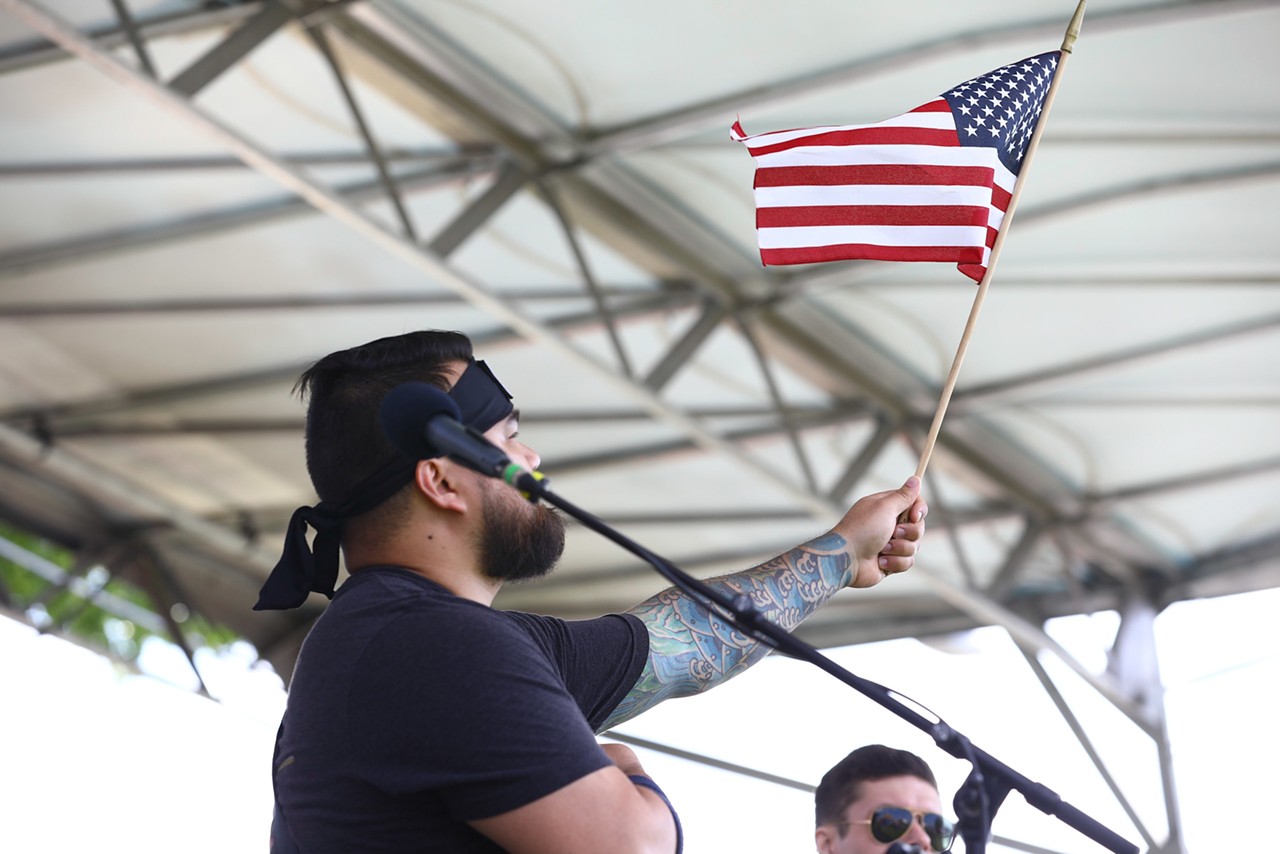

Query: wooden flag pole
[913,0,1086,480]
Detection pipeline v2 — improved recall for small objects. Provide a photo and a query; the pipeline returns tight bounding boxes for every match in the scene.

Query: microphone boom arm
[518,472,1139,854]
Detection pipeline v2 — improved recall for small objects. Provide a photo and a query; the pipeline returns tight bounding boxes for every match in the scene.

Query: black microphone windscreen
[379,382,461,459]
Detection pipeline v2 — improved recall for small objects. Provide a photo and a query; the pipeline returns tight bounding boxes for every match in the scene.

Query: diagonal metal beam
[766,300,1180,595]
[0,422,278,577]
[732,316,818,493]
[0,158,494,279]
[44,417,306,438]
[0,2,265,75]
[427,160,527,257]
[917,469,981,588]
[307,23,418,239]
[105,0,155,78]
[0,147,489,176]
[134,541,212,696]
[1016,160,1280,228]
[535,179,633,377]
[602,730,815,793]
[986,518,1046,600]
[952,312,1280,411]
[642,302,728,393]
[334,4,761,294]
[0,361,309,425]
[1014,640,1160,850]
[0,284,691,319]
[1027,395,1280,408]
[34,400,822,440]
[0,292,690,426]
[1088,454,1280,508]
[825,416,899,502]
[583,0,1277,153]
[167,0,300,97]
[522,402,862,425]
[916,569,1159,729]
[546,406,873,476]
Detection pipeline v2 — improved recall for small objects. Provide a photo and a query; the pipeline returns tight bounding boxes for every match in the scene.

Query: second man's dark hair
[815,744,938,831]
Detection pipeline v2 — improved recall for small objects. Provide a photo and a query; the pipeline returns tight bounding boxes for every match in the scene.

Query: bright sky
[2,584,1275,853]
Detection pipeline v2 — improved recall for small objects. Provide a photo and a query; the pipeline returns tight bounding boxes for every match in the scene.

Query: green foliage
[0,521,240,660]
[185,613,241,649]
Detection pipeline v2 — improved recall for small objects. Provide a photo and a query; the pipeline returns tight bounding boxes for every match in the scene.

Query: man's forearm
[602,532,851,729]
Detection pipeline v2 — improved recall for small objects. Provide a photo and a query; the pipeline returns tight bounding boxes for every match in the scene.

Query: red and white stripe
[732,100,1015,282]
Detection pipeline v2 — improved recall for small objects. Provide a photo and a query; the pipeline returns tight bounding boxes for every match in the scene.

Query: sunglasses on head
[849,806,956,852]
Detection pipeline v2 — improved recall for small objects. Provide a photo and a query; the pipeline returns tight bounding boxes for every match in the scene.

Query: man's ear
[414,457,468,513]
[814,824,836,854]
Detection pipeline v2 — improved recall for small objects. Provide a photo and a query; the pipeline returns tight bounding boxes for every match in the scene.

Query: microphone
[886,844,924,854]
[379,382,512,479]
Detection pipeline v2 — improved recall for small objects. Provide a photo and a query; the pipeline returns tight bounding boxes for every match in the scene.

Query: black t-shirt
[273,566,650,853]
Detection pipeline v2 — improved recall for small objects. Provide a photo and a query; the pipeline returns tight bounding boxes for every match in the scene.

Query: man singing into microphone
[256,330,928,853]
[815,745,956,854]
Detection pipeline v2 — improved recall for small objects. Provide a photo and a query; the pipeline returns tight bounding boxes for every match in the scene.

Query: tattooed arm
[602,477,927,730]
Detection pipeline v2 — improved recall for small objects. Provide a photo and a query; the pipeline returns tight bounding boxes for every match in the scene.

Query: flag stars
[939,50,1058,174]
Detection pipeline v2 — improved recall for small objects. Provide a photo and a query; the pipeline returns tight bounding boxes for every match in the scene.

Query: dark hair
[815,744,938,831]
[297,330,474,504]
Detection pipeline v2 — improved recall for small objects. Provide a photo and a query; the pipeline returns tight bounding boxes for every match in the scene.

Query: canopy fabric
[1,2,1277,849]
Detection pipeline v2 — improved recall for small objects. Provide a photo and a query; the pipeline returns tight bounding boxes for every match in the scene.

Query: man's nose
[516,441,540,471]
[903,821,932,850]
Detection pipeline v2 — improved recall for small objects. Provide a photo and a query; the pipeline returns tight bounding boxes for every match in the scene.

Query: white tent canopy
[2,2,1278,851]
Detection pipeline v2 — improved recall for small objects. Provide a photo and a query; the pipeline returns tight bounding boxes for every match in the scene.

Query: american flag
[732,51,1061,282]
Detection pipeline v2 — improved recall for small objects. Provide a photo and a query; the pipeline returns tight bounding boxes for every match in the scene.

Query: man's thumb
[891,476,921,520]
[898,476,921,501]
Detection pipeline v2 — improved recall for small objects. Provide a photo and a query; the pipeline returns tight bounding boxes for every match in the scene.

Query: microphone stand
[510,470,1138,854]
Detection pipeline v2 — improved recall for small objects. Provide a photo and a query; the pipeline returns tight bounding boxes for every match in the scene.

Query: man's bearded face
[476,478,565,582]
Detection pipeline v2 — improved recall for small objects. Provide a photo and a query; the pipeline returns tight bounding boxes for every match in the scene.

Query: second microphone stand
[508,468,1138,854]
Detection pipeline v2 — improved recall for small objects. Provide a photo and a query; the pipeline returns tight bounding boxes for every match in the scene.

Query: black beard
[477,481,566,583]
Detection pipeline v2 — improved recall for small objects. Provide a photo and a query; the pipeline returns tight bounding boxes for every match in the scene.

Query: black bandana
[253,359,513,611]
[448,358,514,433]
